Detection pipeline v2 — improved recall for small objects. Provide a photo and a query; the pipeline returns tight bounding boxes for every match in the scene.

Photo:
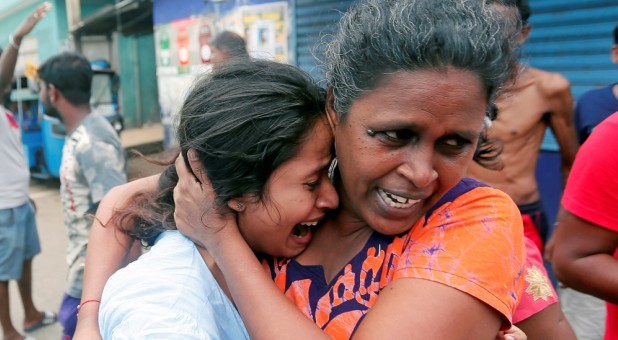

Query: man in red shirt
[549,111,618,340]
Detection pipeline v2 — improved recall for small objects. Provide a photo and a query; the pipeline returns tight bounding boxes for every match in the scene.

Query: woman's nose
[396,151,438,188]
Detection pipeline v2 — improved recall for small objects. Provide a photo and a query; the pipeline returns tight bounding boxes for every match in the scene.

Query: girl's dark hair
[114,59,327,245]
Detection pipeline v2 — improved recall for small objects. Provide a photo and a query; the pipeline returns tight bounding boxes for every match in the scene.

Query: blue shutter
[292,0,355,80]
[525,0,618,150]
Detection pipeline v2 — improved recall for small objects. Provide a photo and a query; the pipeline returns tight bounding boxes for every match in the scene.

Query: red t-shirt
[264,178,525,338]
[562,112,618,340]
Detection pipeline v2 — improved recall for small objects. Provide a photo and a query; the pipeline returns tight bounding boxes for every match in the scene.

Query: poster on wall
[153,1,290,148]
[154,17,216,148]
[242,2,288,62]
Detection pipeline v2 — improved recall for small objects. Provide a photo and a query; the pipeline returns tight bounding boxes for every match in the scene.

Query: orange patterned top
[263,178,526,339]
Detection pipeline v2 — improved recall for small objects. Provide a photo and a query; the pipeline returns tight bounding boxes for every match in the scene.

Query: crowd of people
[1,0,617,340]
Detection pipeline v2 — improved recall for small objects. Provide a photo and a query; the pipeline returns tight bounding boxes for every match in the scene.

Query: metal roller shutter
[524,0,618,150]
[292,0,355,80]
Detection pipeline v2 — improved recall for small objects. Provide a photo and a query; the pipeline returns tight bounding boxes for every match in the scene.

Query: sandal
[23,311,57,333]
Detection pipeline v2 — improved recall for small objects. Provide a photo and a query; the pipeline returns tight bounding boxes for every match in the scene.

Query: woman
[82,60,339,339]
[77,0,525,339]
[173,0,525,339]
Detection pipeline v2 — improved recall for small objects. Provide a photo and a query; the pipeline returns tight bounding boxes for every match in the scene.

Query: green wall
[0,0,159,129]
[0,0,65,62]
[118,34,160,128]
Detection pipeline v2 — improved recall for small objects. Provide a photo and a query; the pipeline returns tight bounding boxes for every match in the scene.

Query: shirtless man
[469,0,578,253]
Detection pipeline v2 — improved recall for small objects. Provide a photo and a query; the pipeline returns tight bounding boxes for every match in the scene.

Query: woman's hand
[496,325,527,340]
[173,149,238,249]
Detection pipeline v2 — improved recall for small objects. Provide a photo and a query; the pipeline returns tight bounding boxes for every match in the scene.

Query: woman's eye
[440,137,470,149]
[381,130,414,141]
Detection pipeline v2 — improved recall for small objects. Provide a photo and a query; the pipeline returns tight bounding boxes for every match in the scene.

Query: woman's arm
[73,175,159,340]
[174,152,525,339]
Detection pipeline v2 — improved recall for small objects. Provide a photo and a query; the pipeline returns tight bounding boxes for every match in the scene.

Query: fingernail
[188,149,198,161]
[505,335,515,340]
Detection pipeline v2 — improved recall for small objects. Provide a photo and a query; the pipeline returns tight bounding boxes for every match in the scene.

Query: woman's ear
[227,198,246,212]
[325,87,340,135]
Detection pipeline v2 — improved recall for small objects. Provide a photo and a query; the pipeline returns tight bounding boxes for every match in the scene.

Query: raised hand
[13,2,52,43]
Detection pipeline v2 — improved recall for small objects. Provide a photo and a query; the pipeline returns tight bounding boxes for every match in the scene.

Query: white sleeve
[108,307,209,340]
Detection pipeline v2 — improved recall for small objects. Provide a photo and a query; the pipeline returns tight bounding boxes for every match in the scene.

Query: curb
[125,140,165,158]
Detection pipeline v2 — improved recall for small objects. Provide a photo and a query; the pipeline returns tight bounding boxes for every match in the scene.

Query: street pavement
[8,124,168,340]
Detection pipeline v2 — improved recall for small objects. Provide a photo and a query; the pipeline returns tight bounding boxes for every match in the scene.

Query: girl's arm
[174,151,522,340]
[173,152,329,339]
[73,175,159,340]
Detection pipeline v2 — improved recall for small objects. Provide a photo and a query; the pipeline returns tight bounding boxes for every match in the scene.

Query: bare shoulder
[527,67,571,98]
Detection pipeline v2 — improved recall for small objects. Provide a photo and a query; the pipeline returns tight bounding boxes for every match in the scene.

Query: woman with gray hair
[174,0,527,338]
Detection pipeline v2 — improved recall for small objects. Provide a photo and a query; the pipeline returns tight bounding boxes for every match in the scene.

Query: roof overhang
[71,0,153,37]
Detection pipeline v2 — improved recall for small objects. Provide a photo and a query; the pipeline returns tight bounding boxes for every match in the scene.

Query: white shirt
[100,231,249,340]
[0,107,29,209]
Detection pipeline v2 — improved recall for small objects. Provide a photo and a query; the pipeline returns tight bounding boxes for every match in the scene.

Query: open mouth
[292,221,318,238]
[378,188,421,209]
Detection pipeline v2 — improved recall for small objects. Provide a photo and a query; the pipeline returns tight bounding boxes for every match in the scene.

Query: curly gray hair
[324,0,519,118]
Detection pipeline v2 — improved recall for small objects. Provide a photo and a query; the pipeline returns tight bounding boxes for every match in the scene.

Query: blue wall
[153,0,279,25]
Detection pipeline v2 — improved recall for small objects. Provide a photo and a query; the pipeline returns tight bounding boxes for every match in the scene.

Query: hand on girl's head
[173,151,236,249]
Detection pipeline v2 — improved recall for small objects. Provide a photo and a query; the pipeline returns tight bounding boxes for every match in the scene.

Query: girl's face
[235,119,339,258]
[329,68,487,235]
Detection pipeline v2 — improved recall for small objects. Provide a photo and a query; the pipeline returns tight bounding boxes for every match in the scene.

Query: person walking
[0,3,57,340]
[37,52,127,340]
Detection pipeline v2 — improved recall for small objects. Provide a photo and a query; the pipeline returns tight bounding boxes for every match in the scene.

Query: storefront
[153,0,291,147]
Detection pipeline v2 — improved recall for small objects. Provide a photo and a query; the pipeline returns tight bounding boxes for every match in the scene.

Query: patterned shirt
[263,178,525,338]
[60,113,126,297]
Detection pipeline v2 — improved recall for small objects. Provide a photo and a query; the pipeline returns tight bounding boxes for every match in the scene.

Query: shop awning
[71,0,153,36]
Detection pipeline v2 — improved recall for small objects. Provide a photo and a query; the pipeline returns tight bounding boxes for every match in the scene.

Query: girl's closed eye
[305,180,320,190]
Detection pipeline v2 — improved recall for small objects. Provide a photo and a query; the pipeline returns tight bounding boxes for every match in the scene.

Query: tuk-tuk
[90,60,124,134]
[10,78,64,179]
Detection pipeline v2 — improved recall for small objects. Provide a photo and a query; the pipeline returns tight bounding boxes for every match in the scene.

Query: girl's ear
[227,198,246,212]
[325,87,340,135]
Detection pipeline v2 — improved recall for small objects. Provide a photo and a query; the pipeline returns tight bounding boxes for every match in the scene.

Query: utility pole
[65,0,81,50]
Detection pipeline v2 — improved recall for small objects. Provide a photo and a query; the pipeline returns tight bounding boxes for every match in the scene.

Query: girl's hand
[173,149,237,249]
[73,312,102,340]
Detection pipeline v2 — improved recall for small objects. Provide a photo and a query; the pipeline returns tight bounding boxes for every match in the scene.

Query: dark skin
[546,208,618,305]
[515,303,575,339]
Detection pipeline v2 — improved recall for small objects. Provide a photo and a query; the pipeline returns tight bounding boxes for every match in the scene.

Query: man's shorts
[0,201,41,280]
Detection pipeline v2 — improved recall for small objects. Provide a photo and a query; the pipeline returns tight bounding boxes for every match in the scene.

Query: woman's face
[236,119,339,258]
[330,68,487,235]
